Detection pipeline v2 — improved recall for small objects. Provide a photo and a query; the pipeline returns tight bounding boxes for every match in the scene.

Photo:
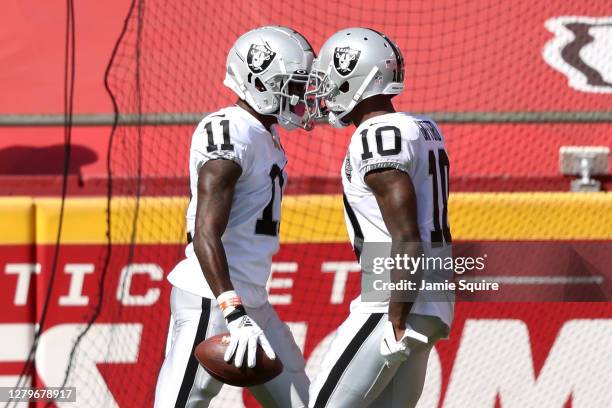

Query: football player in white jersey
[305,28,454,407]
[154,26,314,407]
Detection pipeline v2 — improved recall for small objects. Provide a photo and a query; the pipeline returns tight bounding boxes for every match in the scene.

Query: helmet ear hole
[339,81,350,93]
[254,77,267,92]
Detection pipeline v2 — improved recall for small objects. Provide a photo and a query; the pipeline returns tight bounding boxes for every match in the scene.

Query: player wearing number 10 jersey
[306,28,454,407]
[154,26,313,407]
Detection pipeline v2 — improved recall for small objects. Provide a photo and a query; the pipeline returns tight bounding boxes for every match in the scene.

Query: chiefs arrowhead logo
[333,46,361,76]
[543,16,612,93]
[247,44,276,73]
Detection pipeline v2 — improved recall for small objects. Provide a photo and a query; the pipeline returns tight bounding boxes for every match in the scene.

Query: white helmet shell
[224,26,314,130]
[308,28,404,128]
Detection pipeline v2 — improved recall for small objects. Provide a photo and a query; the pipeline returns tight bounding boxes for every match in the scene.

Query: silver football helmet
[224,26,315,130]
[306,28,404,128]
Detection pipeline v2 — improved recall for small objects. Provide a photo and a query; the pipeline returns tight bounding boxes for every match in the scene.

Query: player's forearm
[388,239,423,330]
[193,232,234,297]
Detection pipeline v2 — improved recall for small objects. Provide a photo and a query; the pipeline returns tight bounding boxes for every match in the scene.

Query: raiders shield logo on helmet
[247,44,276,73]
[543,16,612,93]
[334,47,361,76]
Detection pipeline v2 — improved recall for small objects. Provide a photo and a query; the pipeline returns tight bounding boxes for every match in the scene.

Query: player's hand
[380,321,428,367]
[224,315,276,368]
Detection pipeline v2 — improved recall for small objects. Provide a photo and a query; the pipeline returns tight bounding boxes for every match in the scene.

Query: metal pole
[1,111,612,127]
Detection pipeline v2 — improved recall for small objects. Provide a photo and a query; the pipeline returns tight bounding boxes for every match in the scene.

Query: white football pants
[309,312,444,408]
[154,286,310,407]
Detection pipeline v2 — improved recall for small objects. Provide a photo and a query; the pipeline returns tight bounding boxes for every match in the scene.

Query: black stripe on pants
[313,313,384,408]
[174,297,211,407]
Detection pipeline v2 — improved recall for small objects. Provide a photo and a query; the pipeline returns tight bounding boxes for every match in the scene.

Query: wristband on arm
[217,290,247,323]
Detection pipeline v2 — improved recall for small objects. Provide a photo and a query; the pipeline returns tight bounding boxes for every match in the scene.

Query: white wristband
[216,290,243,318]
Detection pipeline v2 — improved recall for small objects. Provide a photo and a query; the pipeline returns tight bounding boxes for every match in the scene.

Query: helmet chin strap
[271,59,294,128]
[328,112,350,128]
[278,96,307,130]
[327,66,379,128]
[278,117,299,130]
[274,61,313,130]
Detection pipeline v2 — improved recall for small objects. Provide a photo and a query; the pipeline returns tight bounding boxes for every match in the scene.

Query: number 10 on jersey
[429,149,451,245]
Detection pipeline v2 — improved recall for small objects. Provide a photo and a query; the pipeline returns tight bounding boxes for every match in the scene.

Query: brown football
[194,333,283,387]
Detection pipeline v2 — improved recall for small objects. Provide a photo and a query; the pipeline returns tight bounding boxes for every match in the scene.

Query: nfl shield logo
[333,46,361,76]
[247,44,276,73]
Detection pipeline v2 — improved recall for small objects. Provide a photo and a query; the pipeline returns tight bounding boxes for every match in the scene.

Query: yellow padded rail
[451,192,612,240]
[34,197,188,245]
[0,197,35,245]
[0,193,610,245]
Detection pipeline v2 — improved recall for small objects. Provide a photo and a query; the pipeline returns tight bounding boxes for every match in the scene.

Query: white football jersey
[342,112,454,330]
[167,106,287,307]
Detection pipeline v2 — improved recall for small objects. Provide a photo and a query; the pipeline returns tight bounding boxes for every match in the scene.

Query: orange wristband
[217,290,243,318]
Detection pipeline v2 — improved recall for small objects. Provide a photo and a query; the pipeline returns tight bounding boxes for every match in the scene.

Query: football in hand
[194,333,283,387]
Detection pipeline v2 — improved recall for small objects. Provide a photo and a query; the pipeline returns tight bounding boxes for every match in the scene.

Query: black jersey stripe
[174,297,211,407]
[343,193,364,260]
[312,313,384,408]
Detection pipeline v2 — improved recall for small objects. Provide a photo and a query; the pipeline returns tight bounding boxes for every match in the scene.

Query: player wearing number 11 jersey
[306,28,454,407]
[154,26,313,407]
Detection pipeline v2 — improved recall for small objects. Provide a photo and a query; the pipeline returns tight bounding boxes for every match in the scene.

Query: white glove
[223,314,276,368]
[380,321,428,367]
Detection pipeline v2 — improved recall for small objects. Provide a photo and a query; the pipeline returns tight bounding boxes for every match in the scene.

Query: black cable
[47,0,140,406]
[8,2,76,407]
[119,0,145,313]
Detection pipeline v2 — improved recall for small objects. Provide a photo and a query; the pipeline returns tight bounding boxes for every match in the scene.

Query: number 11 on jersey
[255,164,284,236]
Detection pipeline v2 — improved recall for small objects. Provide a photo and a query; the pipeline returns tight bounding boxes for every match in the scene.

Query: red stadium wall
[1,0,611,193]
[1,123,611,196]
[4,0,612,114]
[2,245,611,407]
[1,195,611,407]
